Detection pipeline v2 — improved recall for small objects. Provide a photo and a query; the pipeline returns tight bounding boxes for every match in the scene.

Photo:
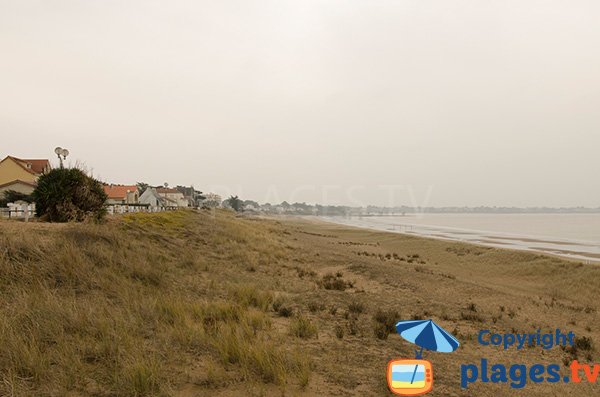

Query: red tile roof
[3,156,50,175]
[103,184,138,199]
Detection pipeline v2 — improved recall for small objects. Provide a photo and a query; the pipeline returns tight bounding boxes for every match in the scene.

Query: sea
[319,213,600,263]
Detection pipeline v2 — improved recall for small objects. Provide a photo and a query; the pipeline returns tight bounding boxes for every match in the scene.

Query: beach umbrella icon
[394,319,459,387]
[396,319,460,358]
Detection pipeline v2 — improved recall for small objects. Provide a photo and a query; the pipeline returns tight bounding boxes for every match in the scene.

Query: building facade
[0,156,51,196]
[103,184,139,205]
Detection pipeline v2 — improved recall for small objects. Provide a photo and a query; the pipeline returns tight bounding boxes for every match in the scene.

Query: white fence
[1,203,179,219]
[105,204,178,215]
[0,203,35,220]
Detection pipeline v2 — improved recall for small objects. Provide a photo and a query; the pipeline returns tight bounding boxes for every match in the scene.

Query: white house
[202,192,222,208]
[139,188,167,208]
[156,187,188,207]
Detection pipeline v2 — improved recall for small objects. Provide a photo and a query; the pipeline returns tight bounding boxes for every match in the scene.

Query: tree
[32,167,108,222]
[243,199,259,208]
[136,182,149,193]
[225,195,243,212]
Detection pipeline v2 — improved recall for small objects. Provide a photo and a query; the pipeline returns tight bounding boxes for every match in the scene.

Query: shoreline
[312,215,600,263]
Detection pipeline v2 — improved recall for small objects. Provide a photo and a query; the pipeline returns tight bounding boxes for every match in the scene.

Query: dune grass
[1,210,599,396]
[0,210,309,396]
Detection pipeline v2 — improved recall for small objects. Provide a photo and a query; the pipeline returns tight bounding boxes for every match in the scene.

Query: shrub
[373,309,400,340]
[563,336,594,363]
[123,358,161,396]
[574,336,593,351]
[373,323,389,340]
[32,167,107,222]
[348,301,365,314]
[229,285,273,311]
[460,311,484,322]
[308,301,325,313]
[272,296,294,317]
[319,273,351,291]
[289,315,318,339]
[277,305,294,318]
[347,316,359,336]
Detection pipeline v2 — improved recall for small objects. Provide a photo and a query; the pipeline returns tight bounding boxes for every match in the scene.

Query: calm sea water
[320,214,600,262]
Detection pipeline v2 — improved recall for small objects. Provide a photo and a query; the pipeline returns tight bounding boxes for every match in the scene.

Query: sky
[1,0,599,207]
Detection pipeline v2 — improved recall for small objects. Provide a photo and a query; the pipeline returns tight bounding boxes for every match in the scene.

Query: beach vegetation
[373,309,400,340]
[289,315,318,339]
[32,167,107,222]
[2,209,600,395]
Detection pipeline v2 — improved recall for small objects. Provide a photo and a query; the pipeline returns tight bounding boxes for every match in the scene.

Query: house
[201,192,222,208]
[156,187,188,207]
[176,185,204,207]
[103,184,139,204]
[139,187,167,208]
[0,155,51,195]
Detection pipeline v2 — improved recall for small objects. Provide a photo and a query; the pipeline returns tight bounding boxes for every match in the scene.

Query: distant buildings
[175,185,205,207]
[104,184,207,211]
[202,193,222,208]
[0,152,215,213]
[103,184,139,205]
[156,187,188,207]
[138,187,167,208]
[0,155,50,196]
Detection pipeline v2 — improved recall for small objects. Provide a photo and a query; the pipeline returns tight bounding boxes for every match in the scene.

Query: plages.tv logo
[387,319,460,396]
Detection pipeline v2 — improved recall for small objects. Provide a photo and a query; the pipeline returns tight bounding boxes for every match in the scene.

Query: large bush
[32,167,107,222]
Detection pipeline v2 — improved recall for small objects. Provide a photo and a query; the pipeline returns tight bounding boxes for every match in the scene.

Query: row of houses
[0,154,220,211]
[103,184,193,208]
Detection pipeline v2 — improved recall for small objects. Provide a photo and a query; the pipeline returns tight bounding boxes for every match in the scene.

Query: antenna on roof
[54,147,69,168]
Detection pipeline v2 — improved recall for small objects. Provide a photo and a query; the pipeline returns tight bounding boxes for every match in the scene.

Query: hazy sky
[1,1,599,207]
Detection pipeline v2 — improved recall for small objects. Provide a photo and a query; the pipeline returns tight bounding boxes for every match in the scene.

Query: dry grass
[288,315,318,339]
[1,210,599,396]
[0,210,309,396]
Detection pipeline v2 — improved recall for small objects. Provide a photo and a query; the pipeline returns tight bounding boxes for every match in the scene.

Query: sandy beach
[320,214,600,263]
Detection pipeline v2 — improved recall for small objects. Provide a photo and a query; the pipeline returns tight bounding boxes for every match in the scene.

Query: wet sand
[319,215,600,262]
